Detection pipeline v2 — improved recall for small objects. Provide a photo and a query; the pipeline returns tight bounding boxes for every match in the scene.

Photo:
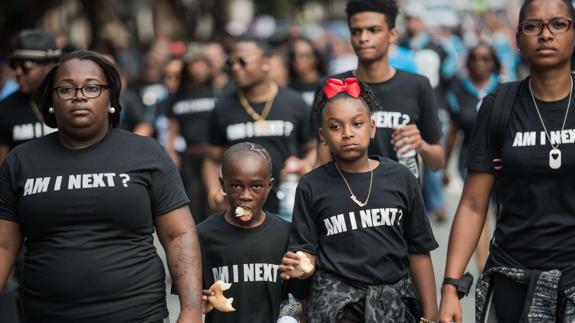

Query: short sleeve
[418,78,442,144]
[149,147,190,216]
[207,104,227,147]
[403,173,438,253]
[0,153,19,222]
[464,92,496,173]
[288,182,319,254]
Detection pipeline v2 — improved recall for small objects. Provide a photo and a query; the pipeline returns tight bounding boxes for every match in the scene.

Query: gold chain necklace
[238,83,278,127]
[334,158,373,207]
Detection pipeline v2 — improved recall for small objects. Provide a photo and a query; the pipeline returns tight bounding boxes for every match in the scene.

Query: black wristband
[442,272,474,299]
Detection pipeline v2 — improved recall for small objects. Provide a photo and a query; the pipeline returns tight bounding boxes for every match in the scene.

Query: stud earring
[48,107,54,114]
[108,106,116,114]
[322,141,327,145]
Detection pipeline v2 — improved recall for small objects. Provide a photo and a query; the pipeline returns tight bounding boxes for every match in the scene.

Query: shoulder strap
[489,81,521,170]
[489,81,520,220]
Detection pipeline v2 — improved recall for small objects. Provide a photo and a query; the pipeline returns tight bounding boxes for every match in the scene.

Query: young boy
[199,142,304,322]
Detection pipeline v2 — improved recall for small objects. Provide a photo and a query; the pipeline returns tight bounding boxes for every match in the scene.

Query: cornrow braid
[222,142,273,178]
[311,78,382,129]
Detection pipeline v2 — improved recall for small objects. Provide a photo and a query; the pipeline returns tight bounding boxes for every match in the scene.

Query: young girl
[280,77,438,322]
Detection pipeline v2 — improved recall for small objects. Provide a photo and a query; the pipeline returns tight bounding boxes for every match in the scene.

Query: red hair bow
[323,77,361,99]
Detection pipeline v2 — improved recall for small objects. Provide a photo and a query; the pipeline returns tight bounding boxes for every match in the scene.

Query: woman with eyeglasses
[0,50,202,323]
[439,0,575,322]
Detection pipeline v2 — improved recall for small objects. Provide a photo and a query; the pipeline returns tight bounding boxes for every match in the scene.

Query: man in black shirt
[317,0,444,178]
[200,142,304,323]
[0,30,61,163]
[204,38,316,214]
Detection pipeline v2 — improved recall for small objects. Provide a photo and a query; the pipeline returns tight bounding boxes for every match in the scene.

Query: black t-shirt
[446,76,499,169]
[289,156,438,285]
[0,129,189,322]
[289,80,319,107]
[332,70,442,163]
[168,87,217,145]
[119,89,148,132]
[466,79,575,270]
[0,91,57,149]
[199,213,301,323]
[208,87,314,212]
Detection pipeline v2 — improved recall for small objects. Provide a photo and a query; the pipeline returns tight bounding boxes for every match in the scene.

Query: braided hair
[311,78,382,129]
[222,142,273,179]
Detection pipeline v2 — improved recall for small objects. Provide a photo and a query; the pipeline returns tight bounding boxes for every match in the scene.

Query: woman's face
[52,58,110,136]
[468,46,496,80]
[291,40,317,76]
[517,0,575,69]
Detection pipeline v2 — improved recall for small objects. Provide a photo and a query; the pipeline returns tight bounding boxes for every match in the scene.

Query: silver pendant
[549,148,561,169]
[350,195,366,207]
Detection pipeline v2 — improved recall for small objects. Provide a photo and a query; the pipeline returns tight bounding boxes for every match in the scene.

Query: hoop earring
[48,107,54,114]
[108,106,116,114]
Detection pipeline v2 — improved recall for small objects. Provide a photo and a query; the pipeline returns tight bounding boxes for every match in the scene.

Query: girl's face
[319,97,376,162]
[517,0,575,69]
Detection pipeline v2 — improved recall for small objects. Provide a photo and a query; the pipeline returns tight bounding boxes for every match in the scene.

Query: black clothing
[288,80,318,107]
[332,70,442,162]
[289,156,438,285]
[466,79,575,271]
[168,87,217,145]
[0,129,189,323]
[199,213,301,323]
[208,87,314,212]
[0,91,56,149]
[119,89,148,132]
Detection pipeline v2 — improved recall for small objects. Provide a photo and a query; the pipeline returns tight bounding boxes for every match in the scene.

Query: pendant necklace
[238,82,278,131]
[334,158,373,207]
[528,76,572,170]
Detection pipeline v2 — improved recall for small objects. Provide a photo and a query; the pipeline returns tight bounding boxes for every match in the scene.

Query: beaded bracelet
[420,318,436,323]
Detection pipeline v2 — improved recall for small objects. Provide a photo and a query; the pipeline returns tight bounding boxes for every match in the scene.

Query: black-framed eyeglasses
[53,85,109,100]
[225,56,260,68]
[519,17,573,35]
[9,60,39,74]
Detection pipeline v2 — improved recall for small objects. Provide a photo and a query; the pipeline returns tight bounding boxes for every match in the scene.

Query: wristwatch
[442,272,474,299]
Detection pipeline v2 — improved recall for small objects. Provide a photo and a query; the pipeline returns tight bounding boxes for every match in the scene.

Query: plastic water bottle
[397,143,420,179]
[277,174,299,222]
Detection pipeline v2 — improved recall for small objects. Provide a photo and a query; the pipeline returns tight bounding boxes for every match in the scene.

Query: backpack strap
[488,81,520,217]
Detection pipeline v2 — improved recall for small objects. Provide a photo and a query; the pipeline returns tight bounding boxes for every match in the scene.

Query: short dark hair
[345,0,399,29]
[234,37,272,57]
[221,142,273,178]
[311,78,381,129]
[34,50,123,129]
[519,0,575,23]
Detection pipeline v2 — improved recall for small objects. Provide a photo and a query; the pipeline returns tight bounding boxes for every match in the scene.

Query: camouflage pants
[307,270,422,323]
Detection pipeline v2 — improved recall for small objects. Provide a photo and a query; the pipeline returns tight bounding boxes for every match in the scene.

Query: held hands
[279,251,315,280]
[391,125,424,153]
[438,285,463,323]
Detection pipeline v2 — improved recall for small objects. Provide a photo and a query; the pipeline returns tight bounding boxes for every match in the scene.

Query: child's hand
[279,251,315,280]
[201,289,215,314]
